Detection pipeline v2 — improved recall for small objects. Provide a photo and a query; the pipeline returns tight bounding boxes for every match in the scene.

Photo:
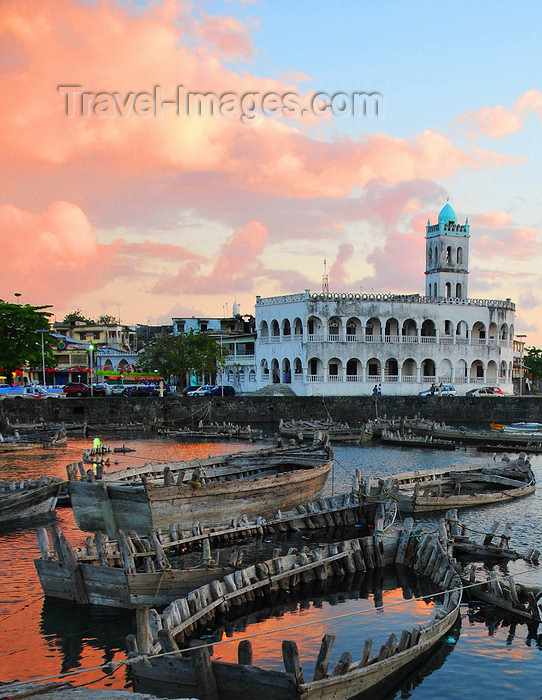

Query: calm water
[1,434,542,698]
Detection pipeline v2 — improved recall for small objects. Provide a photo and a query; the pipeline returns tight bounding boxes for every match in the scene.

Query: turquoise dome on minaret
[438,202,456,224]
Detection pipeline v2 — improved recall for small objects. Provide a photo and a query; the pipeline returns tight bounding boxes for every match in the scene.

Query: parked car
[419,384,457,397]
[188,384,212,397]
[110,384,129,396]
[182,385,202,396]
[466,386,504,397]
[209,385,236,396]
[130,384,158,397]
[63,382,91,397]
[91,383,109,396]
[0,385,60,399]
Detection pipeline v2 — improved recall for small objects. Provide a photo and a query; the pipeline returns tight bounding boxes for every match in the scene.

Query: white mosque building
[253,202,516,396]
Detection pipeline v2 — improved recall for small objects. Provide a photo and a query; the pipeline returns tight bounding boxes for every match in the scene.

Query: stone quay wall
[1,395,540,428]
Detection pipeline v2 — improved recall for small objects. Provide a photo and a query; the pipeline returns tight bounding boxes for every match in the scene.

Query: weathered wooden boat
[0,476,62,527]
[362,417,439,444]
[278,418,363,443]
[441,510,542,623]
[371,453,535,513]
[69,435,334,538]
[431,424,542,448]
[0,427,67,452]
[159,423,264,442]
[35,490,397,609]
[127,520,462,700]
[380,430,456,451]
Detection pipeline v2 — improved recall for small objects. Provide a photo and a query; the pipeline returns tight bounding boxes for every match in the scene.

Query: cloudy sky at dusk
[2,1,541,343]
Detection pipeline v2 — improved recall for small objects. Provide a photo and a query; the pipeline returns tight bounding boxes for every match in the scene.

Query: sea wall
[1,395,540,428]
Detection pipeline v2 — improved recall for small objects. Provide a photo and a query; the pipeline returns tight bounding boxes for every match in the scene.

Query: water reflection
[1,434,542,697]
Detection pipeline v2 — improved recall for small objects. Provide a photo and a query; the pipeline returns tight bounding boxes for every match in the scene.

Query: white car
[419,384,457,397]
[188,384,212,396]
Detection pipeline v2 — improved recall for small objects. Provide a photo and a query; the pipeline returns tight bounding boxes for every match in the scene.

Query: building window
[446,246,452,263]
[457,247,463,264]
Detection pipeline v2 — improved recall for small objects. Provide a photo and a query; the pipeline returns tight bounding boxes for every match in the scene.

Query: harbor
[1,429,542,699]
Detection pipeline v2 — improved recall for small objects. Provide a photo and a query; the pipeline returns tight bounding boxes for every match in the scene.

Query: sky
[1,0,542,344]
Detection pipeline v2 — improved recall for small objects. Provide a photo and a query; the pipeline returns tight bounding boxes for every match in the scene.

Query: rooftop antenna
[322,258,329,293]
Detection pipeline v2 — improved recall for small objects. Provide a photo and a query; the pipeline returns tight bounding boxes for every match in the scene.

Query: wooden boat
[380,430,456,451]
[431,424,542,448]
[159,423,264,442]
[0,476,62,527]
[371,453,535,513]
[441,509,542,623]
[127,520,462,700]
[278,418,363,443]
[34,490,397,609]
[69,435,334,538]
[0,427,67,452]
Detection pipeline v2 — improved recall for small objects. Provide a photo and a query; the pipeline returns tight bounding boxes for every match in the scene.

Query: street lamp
[88,344,94,397]
[516,334,526,396]
[37,329,49,387]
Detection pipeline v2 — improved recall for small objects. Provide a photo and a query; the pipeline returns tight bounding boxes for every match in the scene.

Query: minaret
[425,201,470,299]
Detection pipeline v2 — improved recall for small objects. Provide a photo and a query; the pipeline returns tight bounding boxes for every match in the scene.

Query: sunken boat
[0,476,62,527]
[127,521,462,700]
[441,509,542,624]
[34,489,397,609]
[367,453,535,514]
[278,418,363,443]
[69,434,334,538]
[380,430,456,451]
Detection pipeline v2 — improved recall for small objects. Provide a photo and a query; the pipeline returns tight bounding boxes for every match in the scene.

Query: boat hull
[70,460,332,537]
[0,483,60,527]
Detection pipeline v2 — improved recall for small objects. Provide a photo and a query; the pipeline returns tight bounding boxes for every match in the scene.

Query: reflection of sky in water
[1,435,542,697]
[207,571,438,677]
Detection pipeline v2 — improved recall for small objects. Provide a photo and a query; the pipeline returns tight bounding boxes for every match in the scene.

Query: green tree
[0,300,55,382]
[524,346,542,381]
[62,310,95,324]
[97,314,117,325]
[139,331,227,388]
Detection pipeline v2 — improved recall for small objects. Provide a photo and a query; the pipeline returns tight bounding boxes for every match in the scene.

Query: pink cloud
[152,220,269,295]
[0,0,518,216]
[329,244,354,288]
[192,11,254,61]
[456,89,542,139]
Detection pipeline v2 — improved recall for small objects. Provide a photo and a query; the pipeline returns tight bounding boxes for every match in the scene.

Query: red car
[63,382,91,397]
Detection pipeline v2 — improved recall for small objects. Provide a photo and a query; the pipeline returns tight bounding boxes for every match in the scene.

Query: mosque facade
[253,203,516,396]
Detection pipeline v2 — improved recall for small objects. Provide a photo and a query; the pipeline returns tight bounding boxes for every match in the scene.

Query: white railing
[456,337,469,344]
[384,375,399,382]
[282,334,291,341]
[383,335,400,343]
[422,376,437,384]
[440,337,454,344]
[346,334,361,342]
[270,335,281,343]
[306,374,324,383]
[470,377,485,384]
[365,335,382,342]
[327,334,341,342]
[402,336,418,343]
[473,338,487,346]
[401,375,417,382]
[455,376,467,384]
[421,336,437,343]
[367,374,381,382]
[327,375,344,382]
[438,376,453,383]
[346,375,363,382]
[307,334,325,342]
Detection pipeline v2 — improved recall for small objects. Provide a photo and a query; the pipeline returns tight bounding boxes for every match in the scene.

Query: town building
[172,307,256,390]
[253,203,516,396]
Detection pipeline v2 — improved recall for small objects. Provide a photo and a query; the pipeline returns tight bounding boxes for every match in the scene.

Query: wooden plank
[313,634,335,681]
